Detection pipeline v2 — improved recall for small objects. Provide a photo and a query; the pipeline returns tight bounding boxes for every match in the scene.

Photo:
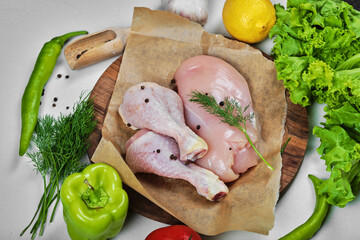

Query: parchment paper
[91,7,287,236]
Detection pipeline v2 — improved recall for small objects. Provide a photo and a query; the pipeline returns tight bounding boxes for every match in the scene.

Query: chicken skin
[125,129,228,201]
[119,82,208,162]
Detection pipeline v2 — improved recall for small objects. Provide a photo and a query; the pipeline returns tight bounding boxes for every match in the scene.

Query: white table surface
[1,0,359,239]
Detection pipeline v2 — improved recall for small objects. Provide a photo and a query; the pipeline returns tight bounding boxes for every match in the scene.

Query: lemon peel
[222,0,276,44]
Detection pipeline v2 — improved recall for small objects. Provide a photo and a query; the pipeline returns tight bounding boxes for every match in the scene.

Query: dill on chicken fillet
[20,93,97,239]
[189,90,273,170]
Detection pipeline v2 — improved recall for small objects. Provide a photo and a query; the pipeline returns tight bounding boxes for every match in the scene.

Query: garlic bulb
[161,0,208,25]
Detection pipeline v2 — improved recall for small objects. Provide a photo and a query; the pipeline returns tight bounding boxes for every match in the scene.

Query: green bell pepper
[60,163,129,240]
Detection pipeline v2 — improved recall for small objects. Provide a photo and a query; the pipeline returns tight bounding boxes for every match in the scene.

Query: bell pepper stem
[83,179,100,204]
[82,179,109,208]
[84,179,95,190]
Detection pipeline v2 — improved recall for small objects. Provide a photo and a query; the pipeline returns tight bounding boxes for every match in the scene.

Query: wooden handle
[64,27,130,70]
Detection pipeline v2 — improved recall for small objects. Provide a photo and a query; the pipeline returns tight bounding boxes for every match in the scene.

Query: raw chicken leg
[125,129,228,201]
[175,55,259,182]
[119,82,208,162]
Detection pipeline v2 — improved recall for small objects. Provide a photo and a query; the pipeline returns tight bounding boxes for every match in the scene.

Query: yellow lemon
[222,0,276,44]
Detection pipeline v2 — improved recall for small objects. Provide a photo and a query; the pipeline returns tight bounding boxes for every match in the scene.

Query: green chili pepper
[19,30,88,156]
[60,163,129,240]
[279,174,331,240]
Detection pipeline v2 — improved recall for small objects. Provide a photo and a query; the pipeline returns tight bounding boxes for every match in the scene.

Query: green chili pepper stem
[279,174,330,240]
[51,30,88,47]
[19,30,88,156]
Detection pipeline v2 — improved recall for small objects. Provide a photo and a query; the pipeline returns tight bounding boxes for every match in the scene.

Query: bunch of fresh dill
[189,90,273,170]
[20,93,97,239]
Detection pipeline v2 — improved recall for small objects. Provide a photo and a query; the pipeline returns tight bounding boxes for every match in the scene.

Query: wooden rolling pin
[64,27,130,69]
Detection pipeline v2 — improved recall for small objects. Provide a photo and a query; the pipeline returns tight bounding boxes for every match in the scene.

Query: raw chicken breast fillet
[119,82,208,162]
[125,129,229,201]
[175,55,259,182]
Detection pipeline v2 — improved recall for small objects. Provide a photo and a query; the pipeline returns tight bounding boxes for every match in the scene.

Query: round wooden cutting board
[87,56,309,225]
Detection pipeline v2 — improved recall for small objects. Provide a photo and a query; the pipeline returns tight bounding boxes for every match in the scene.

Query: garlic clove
[161,0,208,26]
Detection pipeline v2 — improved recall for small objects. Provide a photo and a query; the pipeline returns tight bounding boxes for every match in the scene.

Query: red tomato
[145,225,202,240]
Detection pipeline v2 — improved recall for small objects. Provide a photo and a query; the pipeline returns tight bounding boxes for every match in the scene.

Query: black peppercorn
[219,101,224,106]
[145,98,149,103]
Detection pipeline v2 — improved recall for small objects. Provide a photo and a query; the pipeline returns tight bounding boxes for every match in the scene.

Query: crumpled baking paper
[91,7,286,236]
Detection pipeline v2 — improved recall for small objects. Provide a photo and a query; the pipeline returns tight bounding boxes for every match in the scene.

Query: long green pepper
[19,30,87,156]
[279,175,330,240]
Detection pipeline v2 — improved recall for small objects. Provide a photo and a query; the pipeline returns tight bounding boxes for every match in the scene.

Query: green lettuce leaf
[302,60,334,105]
[312,103,360,207]
[323,102,360,142]
[313,124,360,207]
[275,55,312,105]
[270,0,360,108]
[271,0,360,208]
[336,53,360,70]
[316,27,359,69]
[318,165,360,208]
[314,125,358,172]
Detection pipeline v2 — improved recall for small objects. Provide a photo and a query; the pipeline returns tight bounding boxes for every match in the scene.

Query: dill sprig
[281,137,291,155]
[20,93,97,239]
[189,90,274,170]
